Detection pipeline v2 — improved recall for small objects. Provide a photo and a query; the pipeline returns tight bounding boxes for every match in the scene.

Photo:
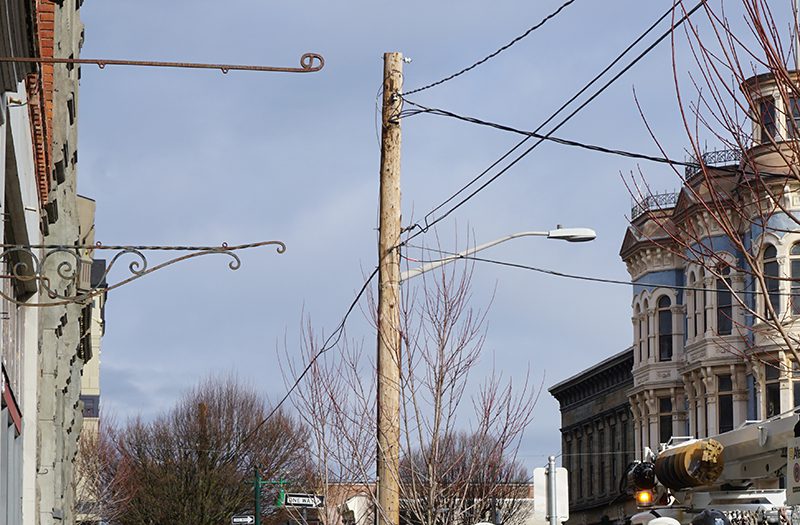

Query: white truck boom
[627,410,800,525]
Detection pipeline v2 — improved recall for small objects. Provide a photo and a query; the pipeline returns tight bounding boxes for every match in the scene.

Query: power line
[400,101,795,180]
[402,0,705,245]
[405,0,683,235]
[403,0,579,96]
[402,246,800,297]
[231,267,380,459]
[400,101,700,169]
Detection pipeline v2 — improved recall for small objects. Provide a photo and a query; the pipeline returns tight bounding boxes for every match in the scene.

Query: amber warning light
[635,489,654,507]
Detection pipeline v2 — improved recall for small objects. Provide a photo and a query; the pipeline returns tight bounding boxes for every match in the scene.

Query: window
[790,98,800,139]
[610,424,618,489]
[657,296,673,361]
[598,429,605,495]
[588,434,594,496]
[566,440,573,503]
[644,299,651,360]
[659,397,673,445]
[717,267,732,335]
[80,395,100,418]
[621,418,629,468]
[635,305,644,363]
[792,243,800,315]
[718,375,734,433]
[765,364,781,418]
[759,97,777,142]
[697,269,706,337]
[794,363,800,408]
[687,279,696,339]
[577,437,583,498]
[764,245,780,318]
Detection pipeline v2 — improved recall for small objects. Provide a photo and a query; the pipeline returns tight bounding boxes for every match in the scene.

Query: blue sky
[76,0,714,466]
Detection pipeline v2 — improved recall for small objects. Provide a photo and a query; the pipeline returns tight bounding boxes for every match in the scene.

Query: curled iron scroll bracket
[0,240,286,307]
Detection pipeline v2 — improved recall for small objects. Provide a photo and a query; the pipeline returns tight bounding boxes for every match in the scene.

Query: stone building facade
[549,349,637,525]
[0,1,100,524]
[619,69,800,458]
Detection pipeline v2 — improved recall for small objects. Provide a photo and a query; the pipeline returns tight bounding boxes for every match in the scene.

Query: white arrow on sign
[232,516,255,525]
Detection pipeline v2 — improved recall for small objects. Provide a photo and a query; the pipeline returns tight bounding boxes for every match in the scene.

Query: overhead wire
[402,245,800,297]
[400,101,702,169]
[399,101,799,179]
[401,0,707,246]
[403,0,579,96]
[229,266,380,460]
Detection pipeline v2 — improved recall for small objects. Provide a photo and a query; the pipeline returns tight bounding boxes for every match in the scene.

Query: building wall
[619,71,800,460]
[0,2,46,519]
[550,350,638,525]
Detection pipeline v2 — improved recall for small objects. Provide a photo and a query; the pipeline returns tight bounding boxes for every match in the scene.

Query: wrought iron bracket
[0,240,286,307]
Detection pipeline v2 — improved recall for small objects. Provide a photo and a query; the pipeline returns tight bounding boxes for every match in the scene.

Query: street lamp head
[546,227,596,242]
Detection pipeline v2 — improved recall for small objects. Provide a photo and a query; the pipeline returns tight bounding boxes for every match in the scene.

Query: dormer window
[758,97,777,143]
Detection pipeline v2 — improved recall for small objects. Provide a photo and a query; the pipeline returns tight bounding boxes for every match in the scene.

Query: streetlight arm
[400,232,549,282]
[399,228,595,282]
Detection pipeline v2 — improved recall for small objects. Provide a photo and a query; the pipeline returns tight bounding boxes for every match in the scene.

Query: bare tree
[283,250,536,525]
[96,375,314,525]
[74,418,133,525]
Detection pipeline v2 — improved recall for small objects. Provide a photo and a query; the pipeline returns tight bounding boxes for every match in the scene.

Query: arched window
[657,296,673,361]
[717,266,732,335]
[791,243,800,315]
[643,299,650,360]
[697,269,706,337]
[763,245,780,318]
[687,273,696,339]
[635,304,643,363]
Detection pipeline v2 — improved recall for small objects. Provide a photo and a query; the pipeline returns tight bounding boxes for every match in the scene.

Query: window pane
[765,258,780,317]
[659,397,672,412]
[659,307,672,361]
[766,364,780,380]
[660,415,672,444]
[718,374,733,392]
[760,98,777,141]
[793,258,800,315]
[719,394,734,433]
[767,383,781,417]
[717,278,732,335]
[795,381,800,408]
[791,98,800,139]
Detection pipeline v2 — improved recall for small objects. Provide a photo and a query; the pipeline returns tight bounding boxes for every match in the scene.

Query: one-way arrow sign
[232,515,255,524]
[285,493,324,508]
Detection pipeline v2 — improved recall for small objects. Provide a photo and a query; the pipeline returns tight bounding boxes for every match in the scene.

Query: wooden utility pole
[376,51,403,525]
